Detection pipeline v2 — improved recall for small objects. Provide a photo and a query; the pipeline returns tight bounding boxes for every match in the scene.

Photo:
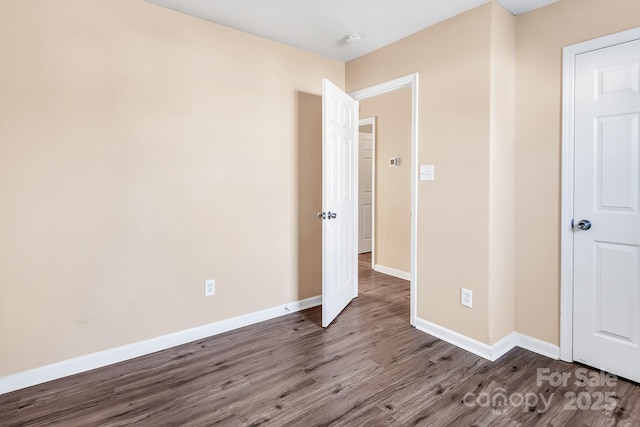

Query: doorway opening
[350,73,419,326]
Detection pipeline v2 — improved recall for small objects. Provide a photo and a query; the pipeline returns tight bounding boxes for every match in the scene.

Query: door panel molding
[561,26,640,363]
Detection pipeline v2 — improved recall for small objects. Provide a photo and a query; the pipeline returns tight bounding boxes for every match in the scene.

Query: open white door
[321,79,358,328]
[358,130,373,254]
[573,37,640,383]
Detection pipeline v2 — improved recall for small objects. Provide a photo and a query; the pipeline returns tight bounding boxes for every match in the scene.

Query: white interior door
[573,38,640,383]
[321,79,358,328]
[358,130,373,254]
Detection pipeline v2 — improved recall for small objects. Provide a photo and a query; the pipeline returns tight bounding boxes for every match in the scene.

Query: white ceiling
[145,0,560,62]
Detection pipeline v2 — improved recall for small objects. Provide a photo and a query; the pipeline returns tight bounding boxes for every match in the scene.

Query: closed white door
[321,79,358,328]
[573,38,640,383]
[358,131,373,254]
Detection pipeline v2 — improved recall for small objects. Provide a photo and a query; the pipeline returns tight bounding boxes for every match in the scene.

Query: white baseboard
[374,264,411,281]
[415,318,508,361]
[492,333,518,361]
[513,332,561,360]
[415,318,560,362]
[0,295,321,395]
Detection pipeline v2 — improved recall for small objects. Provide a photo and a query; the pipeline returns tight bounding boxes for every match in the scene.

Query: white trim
[358,116,376,268]
[350,72,419,327]
[560,26,640,363]
[415,318,510,361]
[415,318,560,362]
[350,74,417,100]
[513,332,561,360]
[492,334,518,362]
[0,296,321,395]
[374,264,411,281]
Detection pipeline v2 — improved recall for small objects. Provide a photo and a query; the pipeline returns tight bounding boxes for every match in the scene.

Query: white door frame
[560,26,640,362]
[359,116,376,268]
[350,73,419,326]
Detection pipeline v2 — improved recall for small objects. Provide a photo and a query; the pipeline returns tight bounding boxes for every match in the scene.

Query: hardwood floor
[1,253,639,426]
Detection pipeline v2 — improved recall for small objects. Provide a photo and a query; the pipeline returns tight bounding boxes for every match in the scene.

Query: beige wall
[4,0,639,380]
[359,88,412,273]
[514,0,640,344]
[350,0,640,347]
[0,0,343,375]
[348,3,496,343]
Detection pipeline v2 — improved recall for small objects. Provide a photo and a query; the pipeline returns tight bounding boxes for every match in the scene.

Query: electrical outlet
[205,279,216,296]
[461,288,472,308]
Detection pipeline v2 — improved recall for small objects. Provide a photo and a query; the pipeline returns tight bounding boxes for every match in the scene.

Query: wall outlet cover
[461,288,472,308]
[205,279,216,297]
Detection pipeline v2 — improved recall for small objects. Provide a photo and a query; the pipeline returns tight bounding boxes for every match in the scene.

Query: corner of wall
[488,0,517,345]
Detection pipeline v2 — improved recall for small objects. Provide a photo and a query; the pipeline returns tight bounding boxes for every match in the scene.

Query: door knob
[317,211,337,220]
[577,220,592,230]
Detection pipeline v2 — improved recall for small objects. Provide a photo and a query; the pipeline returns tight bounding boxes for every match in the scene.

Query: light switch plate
[420,164,435,181]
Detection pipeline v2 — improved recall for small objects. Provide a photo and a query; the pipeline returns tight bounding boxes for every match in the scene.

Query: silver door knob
[577,220,592,230]
[328,212,337,219]
[316,212,326,219]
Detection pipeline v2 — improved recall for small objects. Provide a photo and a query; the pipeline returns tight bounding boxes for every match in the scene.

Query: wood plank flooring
[1,254,639,426]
